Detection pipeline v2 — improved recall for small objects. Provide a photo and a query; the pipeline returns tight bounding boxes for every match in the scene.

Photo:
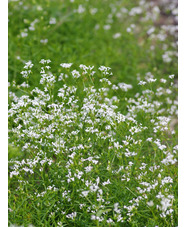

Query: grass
[8,0,177,226]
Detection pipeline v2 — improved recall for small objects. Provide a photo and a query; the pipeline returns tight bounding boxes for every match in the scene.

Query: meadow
[8,0,178,226]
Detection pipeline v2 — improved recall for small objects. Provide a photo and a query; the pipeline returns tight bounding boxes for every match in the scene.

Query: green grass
[8,0,177,226]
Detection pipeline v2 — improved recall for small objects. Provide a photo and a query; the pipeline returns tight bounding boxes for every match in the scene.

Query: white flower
[91,215,96,220]
[103,25,111,30]
[146,137,153,142]
[98,66,112,76]
[57,221,63,227]
[169,74,175,79]
[114,142,120,149]
[90,8,98,15]
[71,70,81,78]
[147,27,155,35]
[99,65,111,71]
[21,32,28,37]
[138,80,146,85]
[60,63,73,68]
[118,82,133,91]
[113,33,121,39]
[160,78,167,83]
[112,84,119,90]
[49,17,56,24]
[81,190,89,197]
[126,27,131,33]
[24,61,33,69]
[40,39,48,44]
[160,198,172,211]
[21,71,29,78]
[20,82,29,88]
[40,59,45,64]
[66,212,77,219]
[102,179,111,186]
[76,5,85,14]
[147,78,157,83]
[162,52,172,63]
[84,166,93,173]
[147,200,154,207]
[39,59,51,64]
[107,218,114,223]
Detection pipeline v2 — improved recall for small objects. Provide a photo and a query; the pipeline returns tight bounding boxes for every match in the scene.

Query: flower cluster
[8,61,177,226]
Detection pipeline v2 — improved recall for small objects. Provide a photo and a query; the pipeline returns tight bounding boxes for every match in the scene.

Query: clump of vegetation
[8,0,177,226]
[8,60,177,226]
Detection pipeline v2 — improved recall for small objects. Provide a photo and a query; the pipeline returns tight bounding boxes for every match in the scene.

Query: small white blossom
[60,63,73,68]
[49,17,56,24]
[113,33,121,39]
[40,39,48,44]
[24,61,33,69]
[138,80,146,85]
[71,70,81,78]
[147,200,154,207]
[169,74,175,79]
[103,25,111,30]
